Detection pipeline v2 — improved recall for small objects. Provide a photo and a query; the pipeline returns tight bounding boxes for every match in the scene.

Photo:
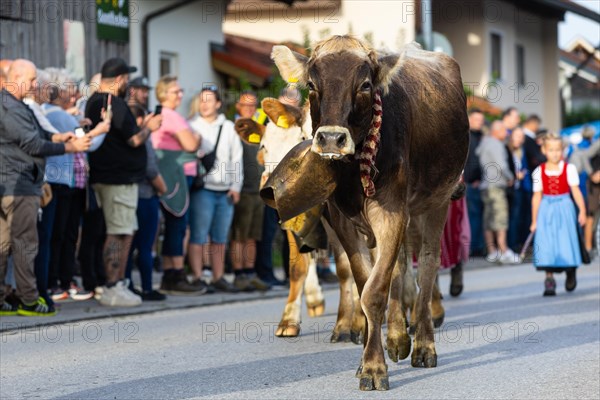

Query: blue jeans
[127,197,160,292]
[466,184,484,254]
[34,195,57,307]
[189,189,234,244]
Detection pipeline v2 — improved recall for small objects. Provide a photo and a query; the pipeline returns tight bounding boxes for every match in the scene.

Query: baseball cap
[101,57,137,78]
[129,76,153,89]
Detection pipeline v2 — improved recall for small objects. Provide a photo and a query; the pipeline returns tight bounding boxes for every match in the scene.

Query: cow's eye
[360,81,372,92]
[307,81,316,91]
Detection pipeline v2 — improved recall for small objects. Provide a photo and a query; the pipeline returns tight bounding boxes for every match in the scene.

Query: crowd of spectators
[0,56,336,315]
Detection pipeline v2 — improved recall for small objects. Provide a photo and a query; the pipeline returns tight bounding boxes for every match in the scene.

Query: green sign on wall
[96,0,129,42]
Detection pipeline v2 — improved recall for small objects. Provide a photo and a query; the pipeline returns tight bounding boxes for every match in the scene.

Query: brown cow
[267,36,469,390]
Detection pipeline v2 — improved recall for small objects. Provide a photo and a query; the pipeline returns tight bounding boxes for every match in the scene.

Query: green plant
[564,104,600,127]
[463,84,474,97]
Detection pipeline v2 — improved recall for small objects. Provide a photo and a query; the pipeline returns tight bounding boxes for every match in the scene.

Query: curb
[0,257,530,333]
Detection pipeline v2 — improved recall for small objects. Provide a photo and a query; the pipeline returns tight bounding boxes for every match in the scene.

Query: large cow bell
[260,140,337,222]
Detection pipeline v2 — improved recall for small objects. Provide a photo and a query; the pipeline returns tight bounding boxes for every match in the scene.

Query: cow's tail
[450,181,466,201]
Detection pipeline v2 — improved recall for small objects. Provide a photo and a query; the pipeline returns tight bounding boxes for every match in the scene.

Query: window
[160,51,178,77]
[490,33,502,80]
[516,44,525,86]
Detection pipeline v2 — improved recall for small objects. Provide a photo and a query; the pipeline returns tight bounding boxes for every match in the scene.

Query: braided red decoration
[358,91,382,197]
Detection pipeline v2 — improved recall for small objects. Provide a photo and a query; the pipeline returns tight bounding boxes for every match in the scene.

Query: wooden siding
[0,0,129,80]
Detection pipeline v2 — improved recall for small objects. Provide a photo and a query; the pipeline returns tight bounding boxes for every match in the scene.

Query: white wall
[431,1,487,94]
[481,0,560,130]
[224,0,416,51]
[433,0,561,131]
[129,0,226,114]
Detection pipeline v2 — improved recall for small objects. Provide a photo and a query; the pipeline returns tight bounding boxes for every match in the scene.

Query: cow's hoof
[449,284,463,297]
[331,330,352,343]
[307,300,325,317]
[432,312,445,328]
[358,369,389,391]
[411,345,437,368]
[275,322,300,337]
[355,363,363,378]
[351,329,364,345]
[386,333,411,362]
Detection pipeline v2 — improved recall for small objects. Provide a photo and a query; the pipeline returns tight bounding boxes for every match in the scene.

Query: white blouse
[531,161,579,193]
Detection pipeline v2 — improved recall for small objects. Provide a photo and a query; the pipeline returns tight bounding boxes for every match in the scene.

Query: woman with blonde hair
[151,75,205,295]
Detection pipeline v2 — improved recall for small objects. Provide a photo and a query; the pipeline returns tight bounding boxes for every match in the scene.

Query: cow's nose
[316,131,346,148]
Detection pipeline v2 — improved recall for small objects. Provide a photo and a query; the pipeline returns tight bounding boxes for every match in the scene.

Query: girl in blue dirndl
[530,133,587,296]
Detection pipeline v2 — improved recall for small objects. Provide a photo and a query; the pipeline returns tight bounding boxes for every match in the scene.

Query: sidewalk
[0,256,536,332]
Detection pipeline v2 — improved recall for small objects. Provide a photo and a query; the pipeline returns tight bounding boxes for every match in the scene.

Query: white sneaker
[500,249,518,265]
[485,249,500,263]
[121,279,143,303]
[98,281,142,307]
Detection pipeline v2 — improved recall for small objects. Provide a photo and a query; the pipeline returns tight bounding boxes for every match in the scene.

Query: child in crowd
[530,133,587,296]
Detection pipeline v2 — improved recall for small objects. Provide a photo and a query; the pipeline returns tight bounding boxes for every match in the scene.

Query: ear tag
[276,115,289,129]
[248,133,261,144]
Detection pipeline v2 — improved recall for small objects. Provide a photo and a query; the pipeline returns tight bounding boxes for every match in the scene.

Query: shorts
[189,189,234,244]
[482,187,508,231]
[92,183,138,235]
[230,193,264,241]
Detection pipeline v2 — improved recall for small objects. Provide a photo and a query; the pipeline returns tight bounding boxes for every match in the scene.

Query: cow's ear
[376,54,401,94]
[271,45,308,86]
[262,98,298,129]
[234,118,265,144]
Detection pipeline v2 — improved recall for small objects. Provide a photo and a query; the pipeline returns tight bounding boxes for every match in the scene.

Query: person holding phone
[1,60,92,317]
[86,57,162,308]
[151,75,204,295]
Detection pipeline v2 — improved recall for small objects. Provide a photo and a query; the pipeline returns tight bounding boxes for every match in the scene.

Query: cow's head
[272,35,400,160]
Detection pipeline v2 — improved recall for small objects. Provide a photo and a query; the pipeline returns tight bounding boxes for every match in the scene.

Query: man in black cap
[128,76,152,111]
[85,57,162,307]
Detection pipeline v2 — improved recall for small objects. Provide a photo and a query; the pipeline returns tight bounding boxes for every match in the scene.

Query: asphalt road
[1,260,599,399]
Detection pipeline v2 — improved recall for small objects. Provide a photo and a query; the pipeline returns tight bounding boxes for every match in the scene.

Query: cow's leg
[386,247,411,362]
[431,274,445,328]
[358,204,406,391]
[412,205,448,368]
[304,252,325,317]
[351,282,366,344]
[401,220,419,333]
[326,223,355,343]
[326,204,372,374]
[402,265,417,327]
[275,230,308,337]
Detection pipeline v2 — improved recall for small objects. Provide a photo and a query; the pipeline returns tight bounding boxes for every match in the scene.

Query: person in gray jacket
[476,120,518,265]
[0,59,91,316]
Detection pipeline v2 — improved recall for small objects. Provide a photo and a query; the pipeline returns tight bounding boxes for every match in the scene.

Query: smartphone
[74,127,86,138]
[154,104,163,115]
